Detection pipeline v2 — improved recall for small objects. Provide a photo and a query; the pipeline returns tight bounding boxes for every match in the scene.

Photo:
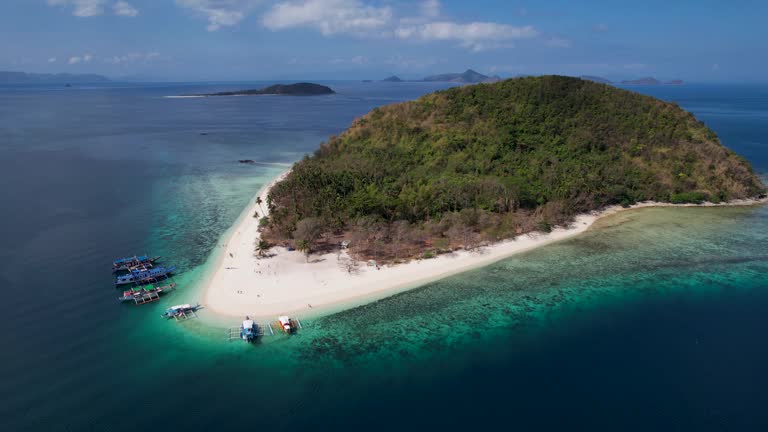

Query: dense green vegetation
[264,76,765,261]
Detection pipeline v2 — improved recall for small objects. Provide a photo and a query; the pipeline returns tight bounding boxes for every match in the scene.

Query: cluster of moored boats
[113,254,179,305]
[113,253,302,339]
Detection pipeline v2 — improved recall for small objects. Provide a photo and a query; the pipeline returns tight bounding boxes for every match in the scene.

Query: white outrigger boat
[227,316,273,342]
[161,303,200,320]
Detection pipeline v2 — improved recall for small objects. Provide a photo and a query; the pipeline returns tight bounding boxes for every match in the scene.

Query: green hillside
[264,75,765,261]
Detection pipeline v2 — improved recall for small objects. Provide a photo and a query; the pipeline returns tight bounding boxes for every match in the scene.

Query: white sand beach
[202,169,766,320]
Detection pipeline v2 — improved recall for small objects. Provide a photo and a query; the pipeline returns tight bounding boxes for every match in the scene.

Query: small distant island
[381,75,403,82]
[621,77,684,85]
[580,76,684,85]
[422,69,501,84]
[579,75,613,84]
[200,82,335,97]
[0,71,110,83]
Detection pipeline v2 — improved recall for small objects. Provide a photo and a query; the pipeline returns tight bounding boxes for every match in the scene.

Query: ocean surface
[0,81,766,431]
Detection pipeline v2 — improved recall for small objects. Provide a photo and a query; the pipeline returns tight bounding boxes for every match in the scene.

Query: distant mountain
[580,75,613,84]
[621,77,662,85]
[382,75,403,82]
[201,83,335,97]
[0,71,110,83]
[423,69,499,84]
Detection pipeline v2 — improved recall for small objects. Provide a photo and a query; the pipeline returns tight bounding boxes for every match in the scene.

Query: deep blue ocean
[0,81,766,431]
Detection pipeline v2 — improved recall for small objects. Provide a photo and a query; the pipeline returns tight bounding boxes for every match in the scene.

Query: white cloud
[83,54,93,62]
[68,56,82,64]
[176,0,262,31]
[105,52,162,64]
[262,0,392,36]
[48,0,106,17]
[396,21,538,51]
[113,1,139,17]
[48,57,58,63]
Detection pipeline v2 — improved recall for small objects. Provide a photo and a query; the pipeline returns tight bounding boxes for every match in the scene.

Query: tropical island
[203,75,765,318]
[423,69,501,83]
[200,82,334,97]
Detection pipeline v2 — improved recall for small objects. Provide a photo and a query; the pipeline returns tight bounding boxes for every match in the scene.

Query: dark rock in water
[382,75,403,82]
[200,132,208,136]
[201,83,335,97]
[238,159,256,164]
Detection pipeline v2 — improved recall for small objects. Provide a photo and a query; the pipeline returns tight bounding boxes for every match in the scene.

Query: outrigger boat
[277,315,302,334]
[112,255,159,272]
[115,265,176,286]
[118,282,176,304]
[226,316,273,342]
[241,317,259,342]
[162,303,200,320]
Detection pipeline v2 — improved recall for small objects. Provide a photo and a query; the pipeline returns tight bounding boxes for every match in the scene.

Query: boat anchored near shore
[226,315,303,342]
[118,282,177,304]
[227,316,273,342]
[112,255,160,272]
[162,303,202,321]
[115,265,176,286]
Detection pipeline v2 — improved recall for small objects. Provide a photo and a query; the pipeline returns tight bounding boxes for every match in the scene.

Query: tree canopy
[264,75,765,261]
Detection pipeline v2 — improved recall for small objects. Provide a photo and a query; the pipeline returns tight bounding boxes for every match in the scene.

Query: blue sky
[1,0,765,81]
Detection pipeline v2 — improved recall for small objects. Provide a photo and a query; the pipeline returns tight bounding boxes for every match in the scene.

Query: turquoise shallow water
[1,82,767,431]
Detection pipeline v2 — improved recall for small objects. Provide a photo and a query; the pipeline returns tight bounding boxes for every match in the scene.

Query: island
[580,75,613,84]
[382,75,403,82]
[0,71,110,83]
[200,82,335,97]
[203,75,765,319]
[422,69,501,83]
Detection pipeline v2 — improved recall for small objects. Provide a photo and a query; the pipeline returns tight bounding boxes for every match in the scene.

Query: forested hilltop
[263,75,765,262]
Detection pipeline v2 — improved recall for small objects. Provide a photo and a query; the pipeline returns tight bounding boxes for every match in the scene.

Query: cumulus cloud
[48,57,58,63]
[68,56,82,64]
[395,21,538,51]
[262,0,392,36]
[48,0,106,17]
[176,0,262,31]
[113,1,139,17]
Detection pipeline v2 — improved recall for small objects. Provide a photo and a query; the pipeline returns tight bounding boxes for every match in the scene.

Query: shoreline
[200,168,767,321]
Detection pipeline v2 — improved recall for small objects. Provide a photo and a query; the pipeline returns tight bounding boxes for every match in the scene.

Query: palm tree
[296,239,310,262]
[256,239,270,257]
[255,196,265,215]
